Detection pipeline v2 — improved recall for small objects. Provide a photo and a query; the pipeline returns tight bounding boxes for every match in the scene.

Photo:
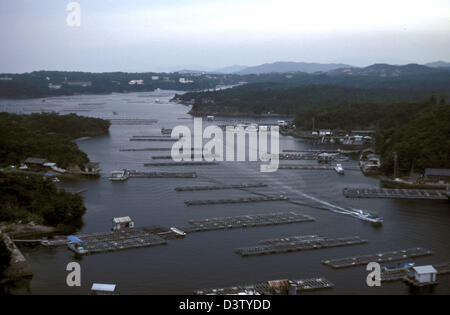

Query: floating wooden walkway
[283,149,340,153]
[323,248,433,269]
[109,119,158,125]
[144,161,217,167]
[343,187,449,200]
[236,235,367,257]
[175,183,268,192]
[120,148,173,152]
[279,165,359,171]
[178,212,315,233]
[130,138,178,142]
[184,195,288,206]
[381,261,450,282]
[279,153,319,160]
[195,277,334,295]
[129,171,197,178]
[131,135,171,138]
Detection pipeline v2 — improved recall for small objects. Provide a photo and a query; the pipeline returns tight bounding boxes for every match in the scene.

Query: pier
[323,247,433,269]
[178,212,315,233]
[129,171,197,178]
[184,195,288,206]
[144,161,217,167]
[175,183,268,192]
[343,187,450,200]
[236,235,367,257]
[195,277,334,295]
[1,234,33,279]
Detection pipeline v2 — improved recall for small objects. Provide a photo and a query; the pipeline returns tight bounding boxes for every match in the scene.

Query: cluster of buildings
[18,157,100,177]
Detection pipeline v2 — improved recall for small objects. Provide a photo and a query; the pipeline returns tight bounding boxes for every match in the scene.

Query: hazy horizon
[1,0,450,73]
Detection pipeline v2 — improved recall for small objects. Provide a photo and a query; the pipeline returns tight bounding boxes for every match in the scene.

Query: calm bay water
[2,91,449,295]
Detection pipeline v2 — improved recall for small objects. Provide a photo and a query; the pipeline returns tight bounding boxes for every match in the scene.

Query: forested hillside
[0,112,110,168]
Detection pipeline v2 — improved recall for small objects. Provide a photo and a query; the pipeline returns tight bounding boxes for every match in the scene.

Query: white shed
[91,283,116,295]
[411,265,437,283]
[112,216,134,231]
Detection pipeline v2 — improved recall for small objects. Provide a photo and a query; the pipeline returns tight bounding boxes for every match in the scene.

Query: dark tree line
[0,112,110,168]
[0,172,86,227]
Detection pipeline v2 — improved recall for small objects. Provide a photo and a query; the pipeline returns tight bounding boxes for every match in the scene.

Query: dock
[323,248,433,269]
[195,277,334,295]
[128,171,197,178]
[236,235,367,257]
[175,183,267,192]
[178,211,315,233]
[343,187,450,200]
[144,161,217,167]
[184,195,289,206]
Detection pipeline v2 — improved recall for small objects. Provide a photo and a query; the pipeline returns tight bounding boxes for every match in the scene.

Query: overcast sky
[1,0,450,73]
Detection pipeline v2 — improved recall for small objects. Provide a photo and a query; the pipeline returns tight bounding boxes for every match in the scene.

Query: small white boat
[334,164,344,175]
[170,227,187,237]
[109,169,129,181]
[353,209,383,225]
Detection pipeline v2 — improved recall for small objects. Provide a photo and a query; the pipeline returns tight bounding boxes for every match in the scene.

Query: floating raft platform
[129,171,196,178]
[184,195,288,206]
[323,247,433,269]
[144,161,217,167]
[279,153,319,160]
[109,119,158,125]
[343,187,449,200]
[236,235,367,257]
[175,183,268,192]
[195,278,334,295]
[178,212,315,233]
[70,228,168,255]
[279,165,359,171]
[130,138,178,142]
[283,149,340,153]
[120,148,173,152]
[131,135,171,138]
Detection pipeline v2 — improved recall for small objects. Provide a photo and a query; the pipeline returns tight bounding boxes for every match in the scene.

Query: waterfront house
[424,168,450,184]
[23,157,48,170]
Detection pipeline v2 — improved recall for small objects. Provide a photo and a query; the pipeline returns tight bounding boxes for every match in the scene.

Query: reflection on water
[1,91,449,295]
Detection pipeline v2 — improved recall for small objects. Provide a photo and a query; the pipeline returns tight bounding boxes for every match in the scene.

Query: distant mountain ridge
[425,61,450,69]
[327,63,447,77]
[237,61,353,74]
